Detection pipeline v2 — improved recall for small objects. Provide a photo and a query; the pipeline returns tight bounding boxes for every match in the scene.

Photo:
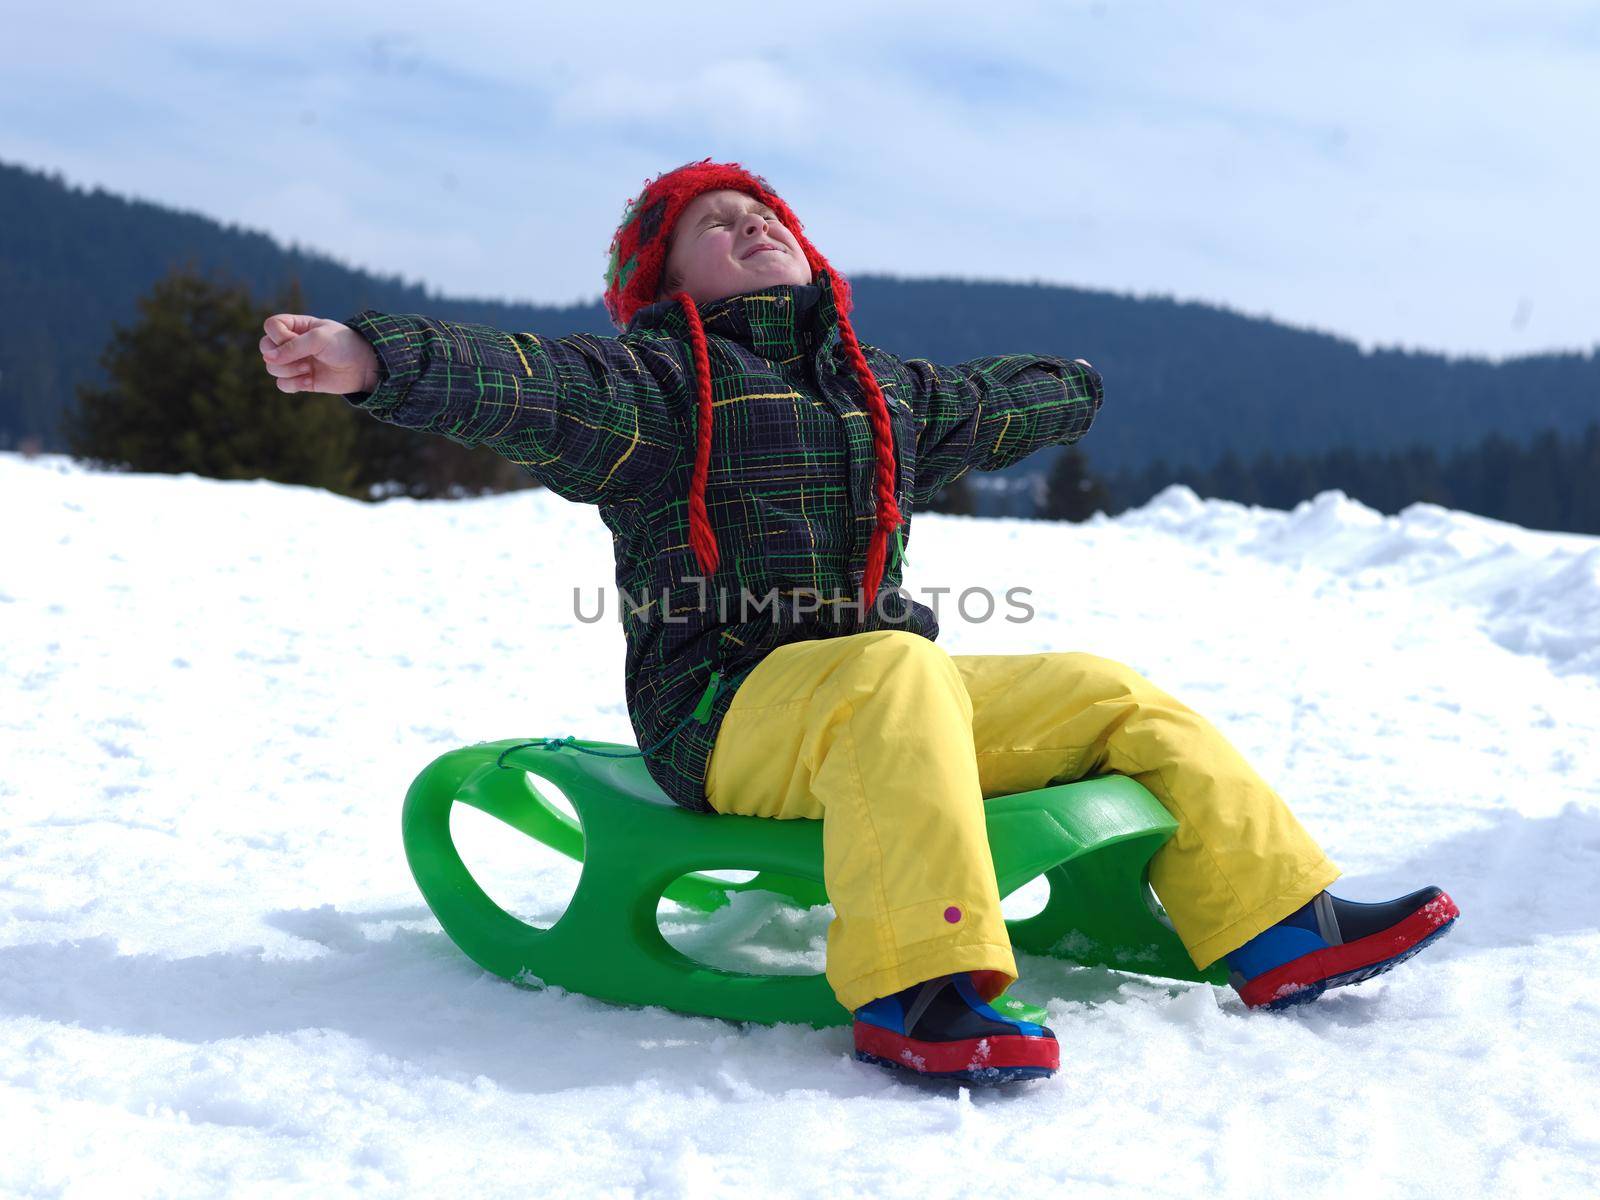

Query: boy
[262,160,1458,1086]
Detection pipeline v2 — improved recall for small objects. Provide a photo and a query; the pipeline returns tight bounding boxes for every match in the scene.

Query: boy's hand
[260,315,380,395]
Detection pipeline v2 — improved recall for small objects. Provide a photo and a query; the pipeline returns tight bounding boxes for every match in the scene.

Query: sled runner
[401,737,1226,1027]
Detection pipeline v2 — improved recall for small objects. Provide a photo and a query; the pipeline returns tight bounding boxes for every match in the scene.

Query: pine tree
[1572,425,1600,533]
[348,415,536,500]
[1042,446,1111,522]
[925,472,979,516]
[63,263,360,494]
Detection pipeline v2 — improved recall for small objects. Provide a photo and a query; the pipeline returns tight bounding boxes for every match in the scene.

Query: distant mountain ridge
[2,157,1594,471]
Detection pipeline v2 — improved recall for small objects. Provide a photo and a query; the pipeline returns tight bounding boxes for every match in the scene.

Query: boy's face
[658,188,813,305]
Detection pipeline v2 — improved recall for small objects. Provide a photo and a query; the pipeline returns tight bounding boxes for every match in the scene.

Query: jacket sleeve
[898,353,1103,507]
[340,311,685,506]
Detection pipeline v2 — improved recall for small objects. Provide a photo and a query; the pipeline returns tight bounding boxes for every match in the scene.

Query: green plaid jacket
[343,270,1102,811]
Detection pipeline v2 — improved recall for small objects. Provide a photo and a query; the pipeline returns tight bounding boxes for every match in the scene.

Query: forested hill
[3,158,1595,469]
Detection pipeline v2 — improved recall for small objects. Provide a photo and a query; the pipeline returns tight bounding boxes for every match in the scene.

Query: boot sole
[854,1050,1056,1085]
[1240,891,1460,1011]
[852,1024,1059,1085]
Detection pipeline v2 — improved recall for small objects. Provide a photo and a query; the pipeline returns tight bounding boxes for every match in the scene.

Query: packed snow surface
[4,452,1598,1197]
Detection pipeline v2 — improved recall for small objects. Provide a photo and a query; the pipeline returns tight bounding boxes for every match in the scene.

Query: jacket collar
[625,269,843,363]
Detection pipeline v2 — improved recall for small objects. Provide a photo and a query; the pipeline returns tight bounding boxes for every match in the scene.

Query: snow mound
[1117,486,1600,679]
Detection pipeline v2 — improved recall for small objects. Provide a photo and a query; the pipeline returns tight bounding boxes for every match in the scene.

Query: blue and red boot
[1226,886,1460,1010]
[852,972,1059,1085]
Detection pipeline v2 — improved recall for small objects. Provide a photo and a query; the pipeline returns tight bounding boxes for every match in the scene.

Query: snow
[3,451,1598,1196]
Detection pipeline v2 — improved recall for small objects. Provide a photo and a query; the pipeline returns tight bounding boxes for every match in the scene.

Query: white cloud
[1,0,1595,355]
[552,58,815,145]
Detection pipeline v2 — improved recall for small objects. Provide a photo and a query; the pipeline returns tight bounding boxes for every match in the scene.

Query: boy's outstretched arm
[262,310,684,506]
[895,353,1103,507]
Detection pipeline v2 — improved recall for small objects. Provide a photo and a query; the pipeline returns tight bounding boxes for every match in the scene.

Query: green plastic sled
[401,737,1225,1027]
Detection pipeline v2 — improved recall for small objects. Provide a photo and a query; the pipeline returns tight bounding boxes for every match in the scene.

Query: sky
[3,0,1597,358]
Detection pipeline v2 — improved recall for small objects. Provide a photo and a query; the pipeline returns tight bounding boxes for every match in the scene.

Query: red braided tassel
[861,523,892,610]
[675,292,720,576]
[836,311,902,606]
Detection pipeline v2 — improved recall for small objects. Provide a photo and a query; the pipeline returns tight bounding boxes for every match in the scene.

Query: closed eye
[702,210,777,233]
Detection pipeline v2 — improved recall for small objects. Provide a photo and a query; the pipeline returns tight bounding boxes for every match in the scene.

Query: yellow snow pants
[704,630,1342,1012]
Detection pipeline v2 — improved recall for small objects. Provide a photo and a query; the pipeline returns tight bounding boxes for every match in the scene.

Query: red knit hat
[603,159,902,607]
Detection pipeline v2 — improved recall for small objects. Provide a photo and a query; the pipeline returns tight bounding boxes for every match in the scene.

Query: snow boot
[852,972,1059,1085]
[1226,886,1459,1010]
